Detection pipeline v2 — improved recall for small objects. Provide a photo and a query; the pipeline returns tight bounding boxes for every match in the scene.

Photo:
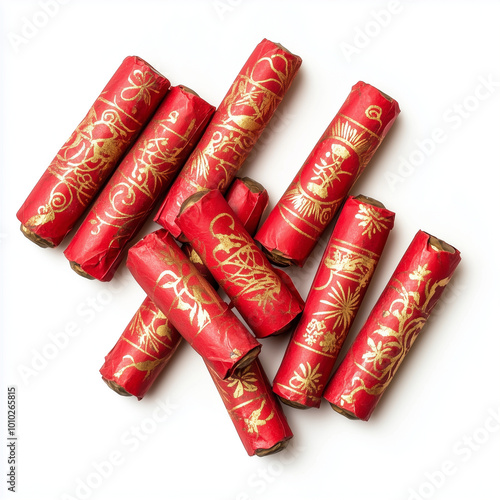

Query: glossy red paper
[17,56,170,248]
[154,38,301,238]
[208,359,293,456]
[176,189,303,338]
[99,296,182,400]
[101,175,270,398]
[126,229,261,379]
[255,81,400,266]
[273,196,395,408]
[64,86,215,280]
[180,176,269,287]
[323,230,461,421]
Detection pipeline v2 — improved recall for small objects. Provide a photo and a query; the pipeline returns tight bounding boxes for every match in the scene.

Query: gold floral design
[339,267,452,407]
[121,69,162,105]
[226,365,259,398]
[314,282,360,330]
[26,96,141,230]
[361,338,394,370]
[244,400,275,436]
[409,264,431,285]
[319,332,342,354]
[113,354,164,380]
[127,302,172,354]
[319,245,376,289]
[187,51,298,191]
[88,115,197,239]
[355,204,392,239]
[210,213,282,308]
[289,362,323,394]
[155,244,223,331]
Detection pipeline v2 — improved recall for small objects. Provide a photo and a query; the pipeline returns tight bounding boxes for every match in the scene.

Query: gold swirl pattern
[209,212,282,308]
[339,265,452,408]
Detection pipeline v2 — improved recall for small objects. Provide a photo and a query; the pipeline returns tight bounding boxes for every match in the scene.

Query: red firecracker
[207,359,293,456]
[17,56,170,248]
[176,189,303,338]
[226,177,269,236]
[101,176,270,398]
[64,86,215,280]
[323,230,461,421]
[154,39,301,238]
[273,195,395,408]
[100,296,182,400]
[127,229,261,379]
[255,81,400,267]
[180,176,269,287]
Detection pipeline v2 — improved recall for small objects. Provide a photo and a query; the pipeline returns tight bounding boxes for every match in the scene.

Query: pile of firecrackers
[17,39,461,457]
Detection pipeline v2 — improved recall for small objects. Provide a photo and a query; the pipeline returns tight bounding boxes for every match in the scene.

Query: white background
[1,1,499,499]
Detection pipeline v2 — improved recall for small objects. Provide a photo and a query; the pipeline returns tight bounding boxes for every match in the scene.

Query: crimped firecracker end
[429,235,456,253]
[178,189,210,216]
[102,377,133,397]
[20,224,54,248]
[231,346,261,374]
[278,396,311,410]
[261,247,294,267]
[330,403,360,420]
[69,261,95,280]
[178,85,199,96]
[240,177,265,194]
[255,436,292,457]
[353,194,386,209]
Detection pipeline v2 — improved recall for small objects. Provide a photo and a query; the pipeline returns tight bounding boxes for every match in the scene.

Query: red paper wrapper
[155,38,301,238]
[101,175,270,399]
[226,177,269,236]
[255,81,400,267]
[323,230,461,421]
[63,86,215,281]
[207,359,293,456]
[127,229,261,379]
[180,176,269,287]
[99,296,182,400]
[176,189,303,338]
[181,242,218,289]
[17,56,170,248]
[273,195,395,409]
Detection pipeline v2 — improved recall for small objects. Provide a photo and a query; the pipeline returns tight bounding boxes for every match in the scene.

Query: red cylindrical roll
[154,38,301,238]
[323,230,461,421]
[64,86,215,281]
[273,195,395,409]
[181,242,219,289]
[255,81,400,267]
[226,177,269,237]
[126,229,261,379]
[180,176,269,287]
[99,296,182,400]
[176,189,303,338]
[17,56,170,248]
[207,359,293,456]
[101,176,270,400]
